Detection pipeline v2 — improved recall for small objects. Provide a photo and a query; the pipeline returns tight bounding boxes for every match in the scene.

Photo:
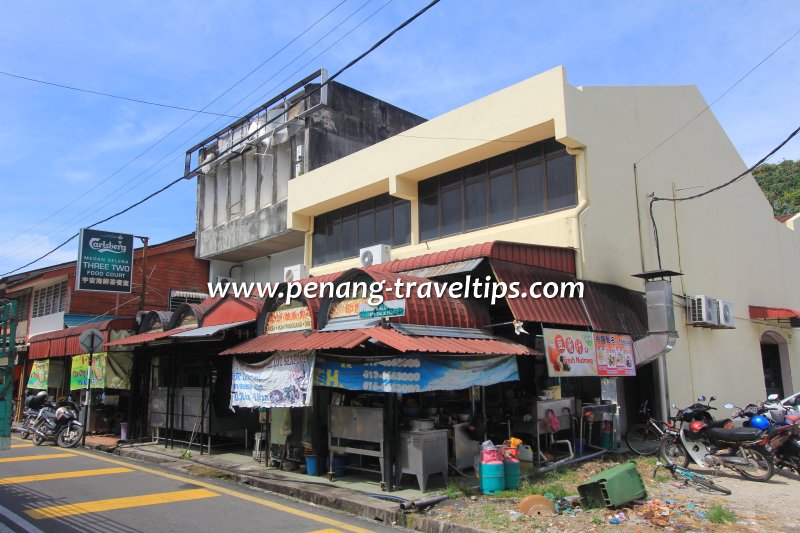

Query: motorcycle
[18,408,40,439]
[660,396,774,482]
[727,396,800,475]
[31,398,84,448]
[19,391,54,440]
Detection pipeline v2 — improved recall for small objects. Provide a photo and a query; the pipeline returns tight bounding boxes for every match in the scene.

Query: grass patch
[441,481,478,499]
[591,514,604,525]
[707,505,737,524]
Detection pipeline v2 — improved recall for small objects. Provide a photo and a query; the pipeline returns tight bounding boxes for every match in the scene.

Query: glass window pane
[358,202,373,249]
[375,199,391,244]
[393,200,411,245]
[463,162,485,180]
[517,163,545,217]
[464,174,487,230]
[327,211,341,262]
[516,143,542,165]
[439,170,461,189]
[342,206,357,259]
[546,156,577,211]
[313,214,327,266]
[440,183,462,236]
[489,171,514,224]
[418,177,438,198]
[543,138,566,155]
[488,152,513,173]
[420,195,439,241]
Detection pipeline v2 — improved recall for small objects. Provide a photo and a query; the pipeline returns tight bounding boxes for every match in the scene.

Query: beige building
[283,66,800,410]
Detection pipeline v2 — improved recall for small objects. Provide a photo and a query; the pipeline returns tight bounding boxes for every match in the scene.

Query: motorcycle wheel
[57,426,84,449]
[32,434,44,446]
[732,447,774,482]
[659,436,690,468]
[19,430,30,439]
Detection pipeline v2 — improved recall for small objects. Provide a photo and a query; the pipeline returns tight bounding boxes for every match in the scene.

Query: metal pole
[81,348,94,447]
[136,236,149,312]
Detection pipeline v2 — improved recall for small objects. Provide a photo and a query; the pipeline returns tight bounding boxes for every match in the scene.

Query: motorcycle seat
[707,427,762,442]
[707,418,732,429]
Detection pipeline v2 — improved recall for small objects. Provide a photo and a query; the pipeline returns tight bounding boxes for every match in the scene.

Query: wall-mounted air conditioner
[687,295,719,327]
[360,244,391,267]
[284,264,310,282]
[716,300,735,329]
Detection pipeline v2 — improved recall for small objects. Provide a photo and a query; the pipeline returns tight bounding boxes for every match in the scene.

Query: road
[0,436,404,533]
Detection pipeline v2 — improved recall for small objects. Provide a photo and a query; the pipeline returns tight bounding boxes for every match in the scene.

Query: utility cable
[0,70,242,118]
[1,0,441,276]
[0,0,347,249]
[648,124,800,268]
[2,0,382,262]
[636,27,800,165]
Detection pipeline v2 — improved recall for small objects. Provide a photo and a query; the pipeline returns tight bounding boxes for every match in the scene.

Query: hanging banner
[231,351,314,409]
[594,333,636,376]
[27,360,49,390]
[543,328,598,377]
[76,228,134,293]
[70,353,107,390]
[314,355,519,393]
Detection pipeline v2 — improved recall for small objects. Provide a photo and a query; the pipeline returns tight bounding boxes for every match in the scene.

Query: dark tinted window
[440,181,463,236]
[341,205,357,259]
[393,200,411,245]
[489,171,514,225]
[517,163,545,217]
[546,156,577,211]
[420,195,439,241]
[464,172,487,230]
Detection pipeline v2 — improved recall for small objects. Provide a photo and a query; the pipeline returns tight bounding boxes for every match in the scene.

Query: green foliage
[591,514,604,525]
[706,505,737,524]
[753,160,800,216]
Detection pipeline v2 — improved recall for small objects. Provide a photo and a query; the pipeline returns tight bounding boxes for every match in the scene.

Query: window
[13,291,31,322]
[313,194,411,266]
[418,138,577,240]
[32,281,67,318]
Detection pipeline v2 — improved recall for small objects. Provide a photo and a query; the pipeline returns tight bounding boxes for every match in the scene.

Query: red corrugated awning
[28,318,136,360]
[363,327,536,355]
[104,327,195,348]
[221,329,369,355]
[749,306,800,320]
[582,281,647,336]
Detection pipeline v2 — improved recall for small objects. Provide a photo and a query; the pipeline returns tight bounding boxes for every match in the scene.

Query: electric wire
[0,70,242,118]
[648,124,800,269]
[636,27,800,165]
[3,0,384,262]
[0,0,348,249]
[0,0,441,277]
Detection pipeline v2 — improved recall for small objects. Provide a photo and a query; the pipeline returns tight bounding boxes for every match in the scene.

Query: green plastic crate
[577,460,646,509]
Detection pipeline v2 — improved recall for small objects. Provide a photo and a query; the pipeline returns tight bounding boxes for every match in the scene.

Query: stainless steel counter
[398,429,448,492]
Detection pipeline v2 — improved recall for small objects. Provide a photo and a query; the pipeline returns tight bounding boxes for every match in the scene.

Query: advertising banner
[230,351,314,409]
[266,301,312,334]
[314,355,519,393]
[69,353,107,390]
[27,360,49,390]
[543,328,598,377]
[594,333,636,376]
[76,228,134,293]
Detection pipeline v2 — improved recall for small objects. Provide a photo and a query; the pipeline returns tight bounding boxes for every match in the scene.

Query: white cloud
[0,233,77,274]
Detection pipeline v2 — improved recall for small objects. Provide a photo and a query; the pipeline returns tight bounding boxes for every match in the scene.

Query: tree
[753,159,800,216]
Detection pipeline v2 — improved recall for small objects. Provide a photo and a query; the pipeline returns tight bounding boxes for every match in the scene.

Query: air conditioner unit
[716,300,735,328]
[284,264,309,282]
[296,144,304,161]
[360,244,391,267]
[294,162,304,177]
[687,295,719,327]
[215,276,235,285]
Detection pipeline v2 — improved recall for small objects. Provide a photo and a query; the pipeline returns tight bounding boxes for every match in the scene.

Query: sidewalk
[82,435,483,533]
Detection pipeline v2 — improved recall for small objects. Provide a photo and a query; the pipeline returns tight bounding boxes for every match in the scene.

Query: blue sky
[0,1,798,275]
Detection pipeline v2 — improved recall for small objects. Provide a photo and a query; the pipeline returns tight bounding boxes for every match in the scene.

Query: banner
[27,360,49,390]
[76,228,134,293]
[314,355,519,393]
[231,351,314,409]
[543,328,598,377]
[70,353,107,390]
[594,333,636,376]
[105,352,133,389]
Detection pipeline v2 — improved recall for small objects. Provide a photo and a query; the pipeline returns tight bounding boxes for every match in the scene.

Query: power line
[0,70,243,118]
[1,0,441,277]
[0,0,348,250]
[636,27,800,165]
[648,124,800,269]
[1,0,379,262]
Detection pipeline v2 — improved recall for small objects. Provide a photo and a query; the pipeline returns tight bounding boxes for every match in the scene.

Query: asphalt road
[0,437,404,533]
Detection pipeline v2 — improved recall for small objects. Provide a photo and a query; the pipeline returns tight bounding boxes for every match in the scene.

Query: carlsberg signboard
[76,228,134,293]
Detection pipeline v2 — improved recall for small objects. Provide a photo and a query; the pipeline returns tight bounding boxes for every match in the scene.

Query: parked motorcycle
[727,396,800,475]
[19,391,53,440]
[31,398,84,448]
[659,396,774,482]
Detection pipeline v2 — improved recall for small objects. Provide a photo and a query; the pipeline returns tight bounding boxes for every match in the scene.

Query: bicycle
[653,460,732,495]
[625,401,673,456]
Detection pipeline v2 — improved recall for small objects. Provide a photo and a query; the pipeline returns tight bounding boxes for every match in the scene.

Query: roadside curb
[82,441,488,533]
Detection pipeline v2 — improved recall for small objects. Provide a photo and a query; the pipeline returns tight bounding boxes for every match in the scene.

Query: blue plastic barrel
[306,455,320,476]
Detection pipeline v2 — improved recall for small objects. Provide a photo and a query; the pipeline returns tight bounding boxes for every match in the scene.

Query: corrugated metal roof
[221,329,369,355]
[749,305,800,320]
[390,323,493,339]
[364,326,536,355]
[582,281,647,336]
[28,318,136,360]
[104,327,195,347]
[490,260,591,328]
[401,258,484,278]
[170,320,254,338]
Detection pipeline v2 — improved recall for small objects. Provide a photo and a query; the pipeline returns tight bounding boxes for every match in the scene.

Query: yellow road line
[66,449,377,533]
[10,443,35,448]
[0,453,76,463]
[26,488,219,519]
[310,530,345,533]
[0,467,132,485]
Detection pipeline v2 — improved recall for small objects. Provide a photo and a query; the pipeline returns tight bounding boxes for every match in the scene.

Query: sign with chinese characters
[594,333,636,376]
[230,351,314,408]
[543,328,598,377]
[328,297,369,319]
[358,299,406,319]
[76,228,134,293]
[266,301,312,334]
[314,354,519,393]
